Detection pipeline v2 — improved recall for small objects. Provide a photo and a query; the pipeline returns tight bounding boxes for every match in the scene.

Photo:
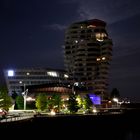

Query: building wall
[64,19,112,96]
[4,68,68,95]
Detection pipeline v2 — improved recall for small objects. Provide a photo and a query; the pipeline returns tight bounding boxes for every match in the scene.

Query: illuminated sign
[89,94,101,105]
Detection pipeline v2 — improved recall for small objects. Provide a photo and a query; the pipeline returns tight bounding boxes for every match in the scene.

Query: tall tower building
[64,19,112,97]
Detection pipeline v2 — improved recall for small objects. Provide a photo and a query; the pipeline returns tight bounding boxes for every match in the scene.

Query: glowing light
[64,74,69,78]
[8,70,14,77]
[96,38,104,42]
[47,71,58,77]
[89,94,101,105]
[102,57,106,60]
[26,97,35,101]
[74,82,79,86]
[0,99,4,102]
[93,108,97,113]
[75,40,78,43]
[26,72,30,75]
[96,58,101,61]
[87,25,96,28]
[50,110,56,116]
[113,98,118,103]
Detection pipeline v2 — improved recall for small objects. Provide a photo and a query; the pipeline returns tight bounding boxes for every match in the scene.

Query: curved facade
[64,19,112,97]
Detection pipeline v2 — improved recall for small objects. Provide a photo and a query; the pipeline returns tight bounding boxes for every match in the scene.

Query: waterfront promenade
[0,109,140,139]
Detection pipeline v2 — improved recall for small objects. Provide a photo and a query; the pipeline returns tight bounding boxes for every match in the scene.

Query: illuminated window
[95,32,107,42]
[102,57,106,60]
[96,58,101,61]
[8,70,14,77]
[26,72,30,76]
[47,71,58,77]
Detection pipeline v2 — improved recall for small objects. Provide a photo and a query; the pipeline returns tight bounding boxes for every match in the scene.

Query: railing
[0,114,34,123]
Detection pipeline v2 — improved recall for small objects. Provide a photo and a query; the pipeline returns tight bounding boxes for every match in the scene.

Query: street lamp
[113,98,119,108]
[22,89,28,110]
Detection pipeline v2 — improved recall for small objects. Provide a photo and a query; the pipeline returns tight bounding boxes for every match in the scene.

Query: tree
[50,94,62,112]
[110,88,120,99]
[16,95,24,109]
[11,91,18,109]
[76,95,83,109]
[0,86,12,111]
[83,94,93,110]
[11,91,18,100]
[35,93,47,111]
[67,93,79,113]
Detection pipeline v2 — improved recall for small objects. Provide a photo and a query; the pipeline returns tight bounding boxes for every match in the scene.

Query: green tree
[51,94,62,112]
[35,93,47,111]
[83,94,93,110]
[76,95,83,109]
[0,86,12,111]
[16,95,24,109]
[67,93,79,113]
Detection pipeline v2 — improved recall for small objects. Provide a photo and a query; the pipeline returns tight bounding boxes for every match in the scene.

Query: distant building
[4,68,69,95]
[64,19,113,97]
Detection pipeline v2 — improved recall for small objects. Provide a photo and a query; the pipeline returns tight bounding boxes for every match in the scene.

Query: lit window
[95,32,107,42]
[26,72,30,76]
[96,58,101,61]
[8,70,14,77]
[47,71,58,77]
[102,57,106,60]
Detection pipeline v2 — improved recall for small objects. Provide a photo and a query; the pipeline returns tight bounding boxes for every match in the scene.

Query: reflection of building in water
[64,19,113,97]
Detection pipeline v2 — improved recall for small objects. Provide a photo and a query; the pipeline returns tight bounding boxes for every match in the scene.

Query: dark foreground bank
[0,109,140,140]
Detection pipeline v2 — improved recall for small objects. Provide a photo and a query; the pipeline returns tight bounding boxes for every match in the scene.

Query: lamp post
[22,89,28,110]
[113,98,119,108]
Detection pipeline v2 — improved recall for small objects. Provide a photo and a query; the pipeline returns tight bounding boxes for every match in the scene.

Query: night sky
[0,0,140,102]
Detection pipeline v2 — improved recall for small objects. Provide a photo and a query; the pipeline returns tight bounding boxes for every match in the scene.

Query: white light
[96,58,101,61]
[50,110,56,116]
[47,71,58,77]
[74,82,78,86]
[87,25,96,28]
[96,38,104,42]
[8,70,14,77]
[26,97,35,101]
[64,74,69,78]
[26,72,30,75]
[102,57,106,60]
[75,40,78,43]
[0,99,4,102]
[113,98,118,103]
[93,109,97,113]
